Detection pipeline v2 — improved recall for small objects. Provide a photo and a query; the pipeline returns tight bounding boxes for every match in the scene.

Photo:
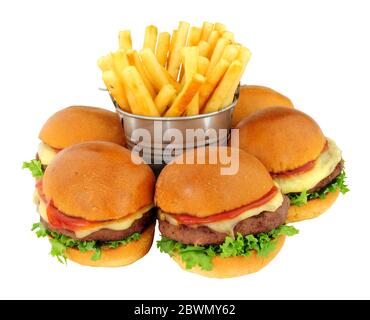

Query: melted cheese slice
[160,188,283,236]
[274,138,342,194]
[37,142,58,166]
[34,192,153,239]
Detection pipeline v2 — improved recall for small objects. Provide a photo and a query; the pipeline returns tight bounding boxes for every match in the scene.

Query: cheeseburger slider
[237,107,349,223]
[232,85,294,127]
[156,147,298,278]
[23,106,125,178]
[32,141,156,267]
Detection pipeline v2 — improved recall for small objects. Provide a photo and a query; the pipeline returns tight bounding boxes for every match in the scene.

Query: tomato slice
[36,179,99,231]
[271,141,328,179]
[271,160,316,179]
[46,201,99,231]
[172,186,278,225]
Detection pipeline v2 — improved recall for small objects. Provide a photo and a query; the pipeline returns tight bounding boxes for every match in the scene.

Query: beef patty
[41,209,155,241]
[158,195,289,246]
[307,160,344,193]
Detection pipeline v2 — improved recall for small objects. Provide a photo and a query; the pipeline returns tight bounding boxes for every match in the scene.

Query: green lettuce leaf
[32,222,141,264]
[157,225,299,271]
[288,170,349,207]
[23,159,44,178]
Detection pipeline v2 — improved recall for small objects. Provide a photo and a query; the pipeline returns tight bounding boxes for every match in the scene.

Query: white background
[0,0,369,300]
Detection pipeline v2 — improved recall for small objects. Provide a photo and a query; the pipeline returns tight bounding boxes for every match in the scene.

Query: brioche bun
[43,141,155,221]
[65,224,155,267]
[173,235,285,278]
[39,106,125,149]
[287,189,339,223]
[237,107,326,173]
[155,147,274,217]
[232,85,294,127]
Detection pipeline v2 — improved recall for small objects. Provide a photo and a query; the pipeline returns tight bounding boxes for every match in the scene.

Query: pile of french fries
[98,21,251,117]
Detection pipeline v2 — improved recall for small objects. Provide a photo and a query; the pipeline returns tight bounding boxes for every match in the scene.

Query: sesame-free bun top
[155,147,274,217]
[39,106,125,149]
[232,85,294,127]
[237,107,326,173]
[43,141,155,221]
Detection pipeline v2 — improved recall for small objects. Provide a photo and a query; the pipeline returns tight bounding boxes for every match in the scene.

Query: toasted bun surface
[43,141,155,221]
[65,224,155,267]
[287,189,339,223]
[155,147,274,217]
[173,235,285,278]
[39,106,125,149]
[237,107,326,173]
[232,85,294,127]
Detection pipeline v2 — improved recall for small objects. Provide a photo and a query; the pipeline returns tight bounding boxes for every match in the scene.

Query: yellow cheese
[160,187,283,236]
[34,192,153,238]
[37,142,58,166]
[274,138,342,194]
[74,205,153,238]
[38,194,48,221]
[33,188,40,205]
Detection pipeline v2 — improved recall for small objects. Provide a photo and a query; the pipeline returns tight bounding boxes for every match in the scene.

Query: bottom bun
[287,189,340,223]
[173,235,285,278]
[65,224,155,267]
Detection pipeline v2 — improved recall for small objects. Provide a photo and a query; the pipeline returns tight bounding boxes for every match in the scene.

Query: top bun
[237,107,326,173]
[232,85,294,127]
[39,106,125,149]
[43,141,155,221]
[155,147,274,217]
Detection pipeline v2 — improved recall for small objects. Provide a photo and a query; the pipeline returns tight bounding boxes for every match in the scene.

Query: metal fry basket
[112,88,239,173]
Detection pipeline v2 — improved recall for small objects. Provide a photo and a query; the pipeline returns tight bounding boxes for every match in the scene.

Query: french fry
[214,23,227,33]
[143,25,158,52]
[197,56,209,75]
[188,26,202,46]
[98,55,113,71]
[206,38,230,77]
[126,50,156,98]
[156,32,170,67]
[237,46,252,71]
[222,31,235,42]
[179,45,198,84]
[178,65,185,84]
[162,65,181,92]
[203,61,242,113]
[111,50,130,74]
[118,30,132,50]
[200,22,214,41]
[222,44,240,62]
[154,84,177,115]
[154,31,182,91]
[183,47,200,115]
[102,70,130,112]
[207,30,220,58]
[223,46,252,106]
[183,46,199,82]
[167,30,177,65]
[185,93,199,116]
[121,66,160,116]
[198,40,210,57]
[140,48,171,92]
[167,21,190,80]
[165,74,205,117]
[199,58,230,109]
